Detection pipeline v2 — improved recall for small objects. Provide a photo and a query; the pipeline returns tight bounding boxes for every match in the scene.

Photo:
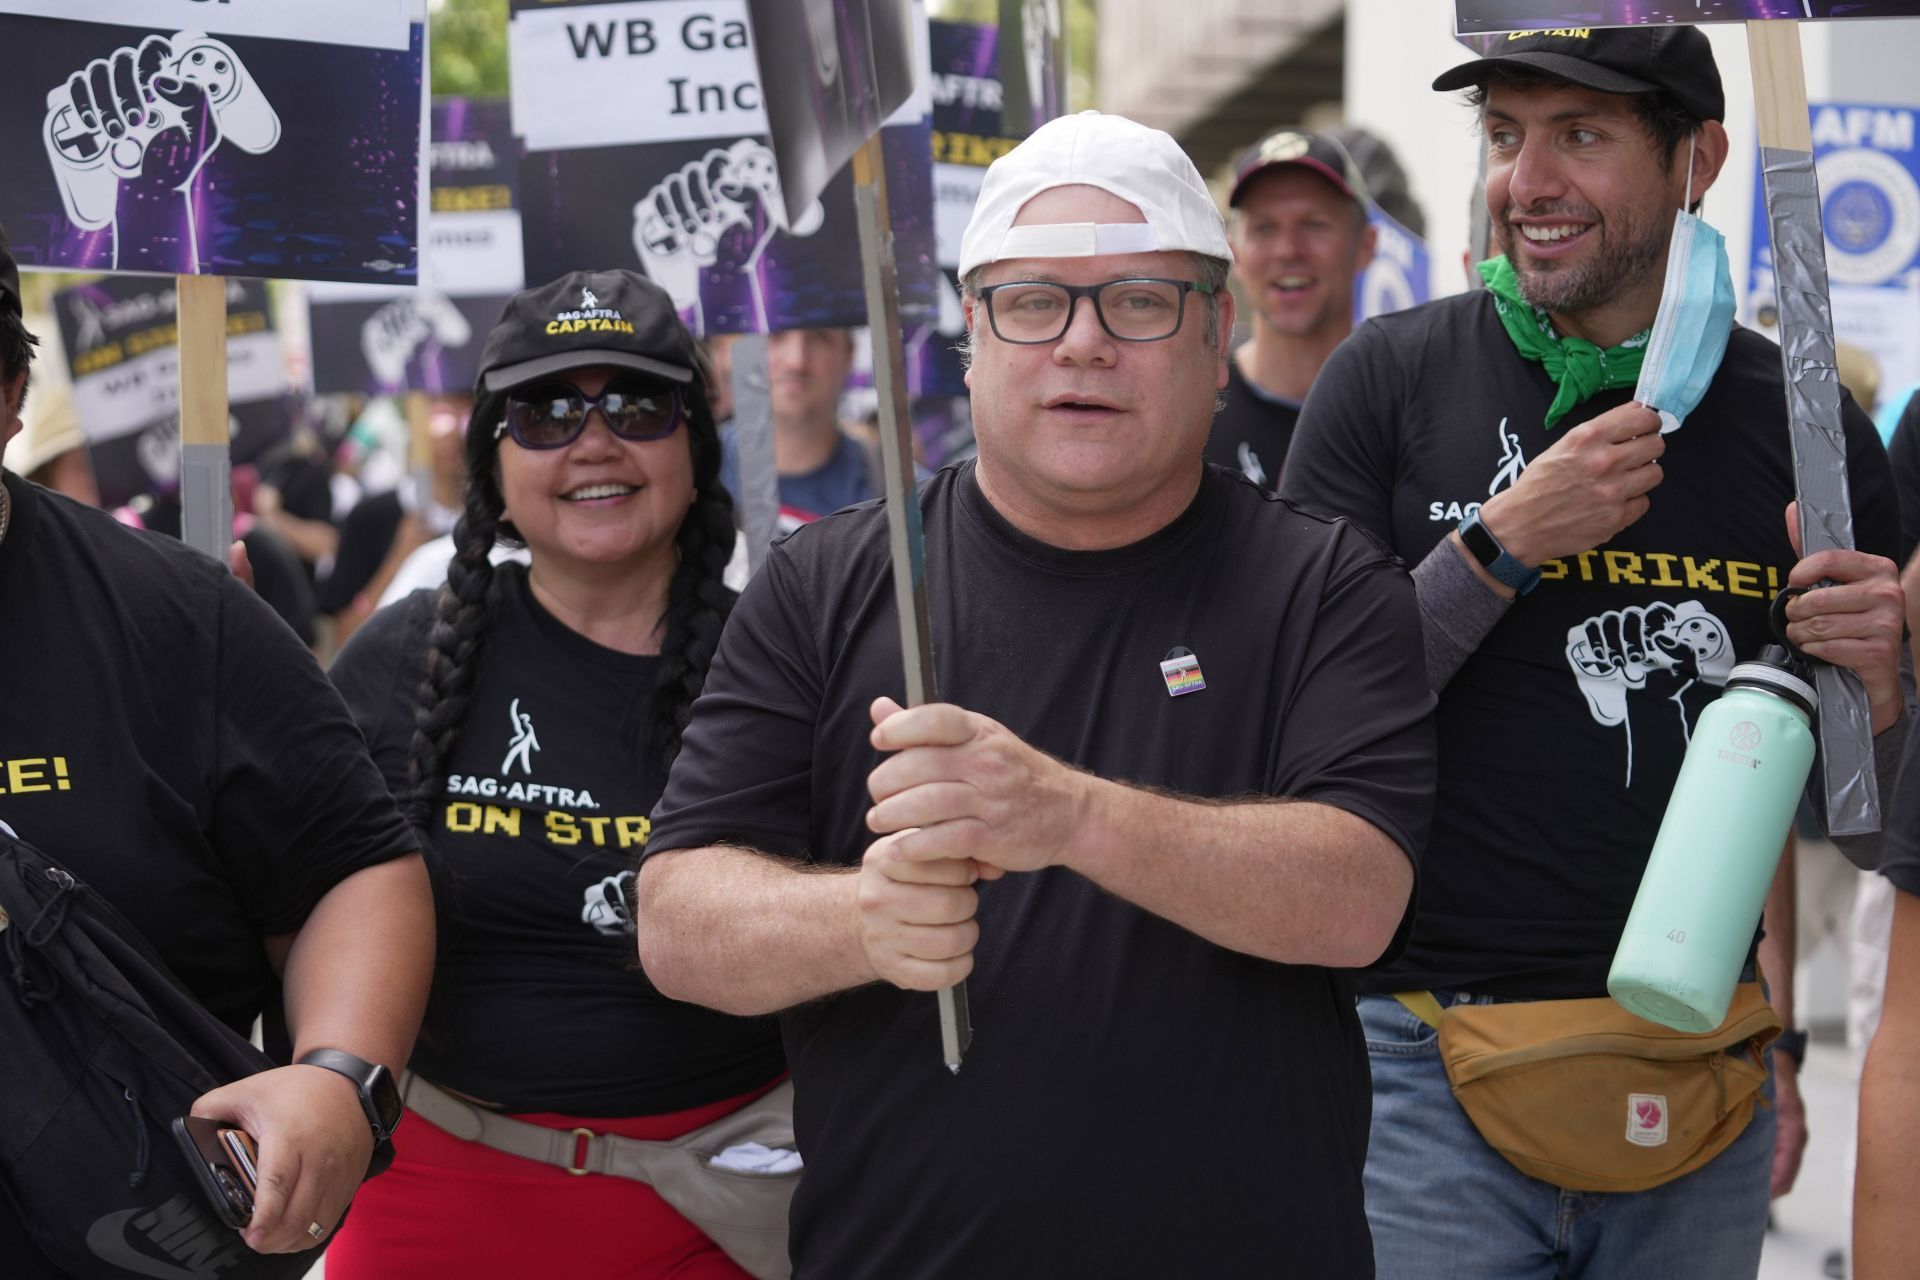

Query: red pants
[325,1082,781,1279]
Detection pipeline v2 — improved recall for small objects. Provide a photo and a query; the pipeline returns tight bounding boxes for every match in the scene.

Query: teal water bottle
[1608,627,1817,1033]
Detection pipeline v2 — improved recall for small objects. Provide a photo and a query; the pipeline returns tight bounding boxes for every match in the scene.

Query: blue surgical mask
[1634,134,1737,435]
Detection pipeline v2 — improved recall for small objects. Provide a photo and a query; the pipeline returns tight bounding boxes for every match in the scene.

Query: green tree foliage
[430,0,510,99]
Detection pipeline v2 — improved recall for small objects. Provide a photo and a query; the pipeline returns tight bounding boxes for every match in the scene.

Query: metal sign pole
[851,134,972,1073]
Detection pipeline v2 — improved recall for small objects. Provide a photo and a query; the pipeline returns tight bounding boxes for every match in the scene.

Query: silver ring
[307,1222,326,1241]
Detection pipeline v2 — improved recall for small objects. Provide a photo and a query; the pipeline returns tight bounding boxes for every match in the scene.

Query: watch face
[366,1063,404,1136]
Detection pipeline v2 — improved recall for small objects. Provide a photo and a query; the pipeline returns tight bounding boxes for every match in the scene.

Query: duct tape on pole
[730,336,780,576]
[1749,19,1881,838]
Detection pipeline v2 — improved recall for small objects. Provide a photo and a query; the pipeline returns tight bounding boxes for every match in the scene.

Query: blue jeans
[1359,992,1777,1280]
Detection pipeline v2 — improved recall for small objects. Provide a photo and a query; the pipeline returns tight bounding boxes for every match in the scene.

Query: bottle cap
[1727,648,1817,716]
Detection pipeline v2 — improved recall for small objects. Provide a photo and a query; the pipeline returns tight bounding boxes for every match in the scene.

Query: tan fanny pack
[1395,983,1781,1193]
[402,1075,798,1280]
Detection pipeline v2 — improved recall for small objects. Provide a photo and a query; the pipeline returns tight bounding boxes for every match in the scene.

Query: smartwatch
[1458,509,1542,595]
[297,1048,404,1146]
[1772,1028,1809,1070]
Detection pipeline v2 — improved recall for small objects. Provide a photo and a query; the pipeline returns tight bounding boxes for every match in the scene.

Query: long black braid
[403,377,735,822]
[404,388,512,829]
[647,385,735,766]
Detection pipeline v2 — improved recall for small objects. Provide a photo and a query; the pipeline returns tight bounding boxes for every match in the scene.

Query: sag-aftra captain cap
[1433,26,1725,124]
[956,110,1232,278]
[477,269,697,395]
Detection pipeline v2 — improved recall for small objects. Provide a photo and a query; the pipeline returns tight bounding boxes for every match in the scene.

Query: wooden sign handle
[176,274,233,564]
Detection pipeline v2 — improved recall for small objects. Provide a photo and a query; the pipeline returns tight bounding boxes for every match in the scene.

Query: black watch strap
[297,1048,403,1143]
[1458,510,1542,595]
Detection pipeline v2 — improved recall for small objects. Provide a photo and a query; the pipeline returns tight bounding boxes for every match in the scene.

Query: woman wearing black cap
[324,271,789,1279]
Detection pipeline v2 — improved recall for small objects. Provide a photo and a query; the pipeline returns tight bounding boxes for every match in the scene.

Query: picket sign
[1747,19,1881,835]
[176,275,232,565]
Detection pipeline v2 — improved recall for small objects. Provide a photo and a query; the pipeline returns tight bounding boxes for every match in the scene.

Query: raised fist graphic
[43,32,280,272]
[362,291,473,391]
[1566,599,1735,785]
[631,139,825,332]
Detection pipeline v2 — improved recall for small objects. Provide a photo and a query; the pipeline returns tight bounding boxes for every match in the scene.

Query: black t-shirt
[330,566,785,1117]
[1280,292,1901,999]
[647,461,1435,1280]
[1886,392,1920,566]
[317,489,404,615]
[1878,703,1920,898]
[0,473,417,1034]
[1202,359,1301,491]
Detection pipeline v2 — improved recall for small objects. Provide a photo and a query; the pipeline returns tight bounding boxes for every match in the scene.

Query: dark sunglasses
[495,380,683,450]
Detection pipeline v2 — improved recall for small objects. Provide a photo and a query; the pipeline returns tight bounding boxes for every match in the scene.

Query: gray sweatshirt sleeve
[1829,648,1916,870]
[1411,534,1514,692]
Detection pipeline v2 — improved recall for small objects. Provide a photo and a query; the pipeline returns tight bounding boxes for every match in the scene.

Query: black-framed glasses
[977,277,1217,345]
[495,381,683,450]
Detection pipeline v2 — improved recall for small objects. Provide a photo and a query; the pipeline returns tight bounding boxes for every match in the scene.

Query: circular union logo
[1815,147,1920,286]
[1729,721,1763,751]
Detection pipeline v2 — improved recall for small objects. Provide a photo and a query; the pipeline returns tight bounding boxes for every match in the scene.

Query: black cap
[476,269,696,396]
[0,221,21,320]
[1433,27,1725,125]
[1229,130,1370,209]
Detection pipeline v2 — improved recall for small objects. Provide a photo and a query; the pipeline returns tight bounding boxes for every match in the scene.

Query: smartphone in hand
[170,1115,258,1230]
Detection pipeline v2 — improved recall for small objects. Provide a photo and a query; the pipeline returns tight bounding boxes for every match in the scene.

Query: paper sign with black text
[0,13,423,283]
[54,276,290,506]
[513,0,936,336]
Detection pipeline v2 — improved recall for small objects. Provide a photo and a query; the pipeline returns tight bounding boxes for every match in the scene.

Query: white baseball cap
[956,110,1231,278]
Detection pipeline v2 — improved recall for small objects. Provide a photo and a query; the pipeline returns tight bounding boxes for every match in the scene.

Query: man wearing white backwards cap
[638,112,1435,1277]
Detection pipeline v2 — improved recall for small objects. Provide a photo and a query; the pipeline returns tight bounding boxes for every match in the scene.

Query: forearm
[1759,834,1796,1027]
[638,846,874,1016]
[1854,891,1920,1278]
[1065,782,1413,968]
[279,854,434,1074]
[1413,532,1515,691]
[261,508,340,565]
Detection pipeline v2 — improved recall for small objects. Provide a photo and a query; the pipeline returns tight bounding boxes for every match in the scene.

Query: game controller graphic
[631,139,825,333]
[44,31,281,271]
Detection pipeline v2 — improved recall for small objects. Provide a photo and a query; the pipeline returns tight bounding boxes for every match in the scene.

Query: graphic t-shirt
[0,473,417,1033]
[647,461,1435,1279]
[721,427,881,533]
[1202,358,1302,490]
[330,565,785,1117]
[1280,291,1901,999]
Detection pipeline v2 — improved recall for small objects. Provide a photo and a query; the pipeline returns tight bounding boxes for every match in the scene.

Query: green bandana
[1477,256,1650,430]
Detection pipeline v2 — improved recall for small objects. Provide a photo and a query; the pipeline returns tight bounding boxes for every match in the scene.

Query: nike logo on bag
[86,1198,244,1278]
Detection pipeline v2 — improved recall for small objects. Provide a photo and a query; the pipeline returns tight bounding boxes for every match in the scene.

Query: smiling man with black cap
[1206,130,1376,490]
[1280,27,1907,1280]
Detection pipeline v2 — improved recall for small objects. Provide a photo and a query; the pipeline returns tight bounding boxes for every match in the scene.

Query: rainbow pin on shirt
[1160,647,1206,698]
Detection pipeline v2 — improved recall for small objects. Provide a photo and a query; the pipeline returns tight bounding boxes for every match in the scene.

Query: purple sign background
[1456,1,1920,32]
[309,99,518,396]
[0,15,422,284]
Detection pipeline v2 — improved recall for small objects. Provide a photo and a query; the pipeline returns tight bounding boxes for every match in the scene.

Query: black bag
[0,828,313,1278]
